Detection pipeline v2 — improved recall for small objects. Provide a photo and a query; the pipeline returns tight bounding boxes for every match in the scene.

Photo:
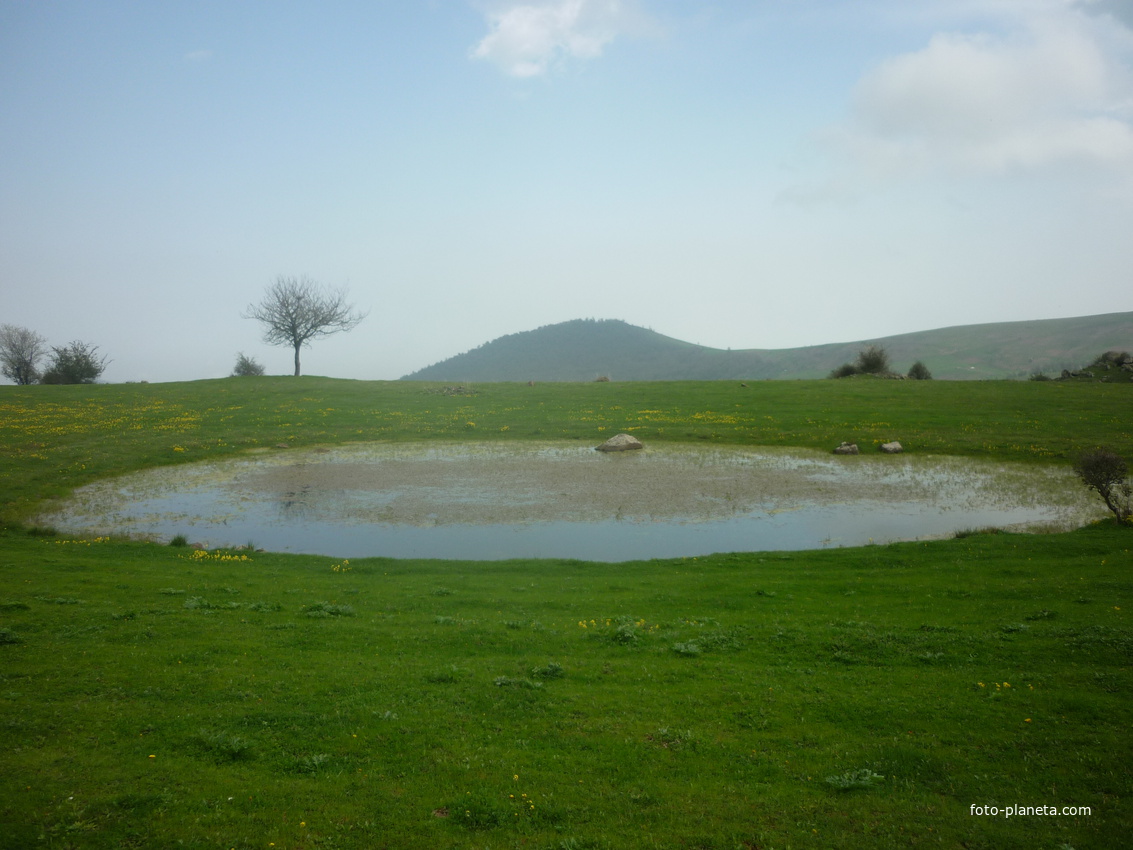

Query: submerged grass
[0,376,1130,847]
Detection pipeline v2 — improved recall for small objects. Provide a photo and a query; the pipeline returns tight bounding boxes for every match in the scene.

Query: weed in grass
[0,601,30,611]
[453,790,506,831]
[168,534,189,547]
[157,588,184,596]
[426,667,461,684]
[302,601,354,617]
[824,768,884,791]
[672,641,703,656]
[292,753,331,774]
[246,600,282,612]
[648,727,696,750]
[194,729,253,763]
[531,661,565,679]
[0,627,22,644]
[494,675,543,689]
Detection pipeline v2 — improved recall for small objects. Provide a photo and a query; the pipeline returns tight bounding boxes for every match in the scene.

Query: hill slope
[401,313,1133,382]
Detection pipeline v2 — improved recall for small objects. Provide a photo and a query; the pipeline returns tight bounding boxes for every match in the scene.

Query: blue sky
[2,0,1131,382]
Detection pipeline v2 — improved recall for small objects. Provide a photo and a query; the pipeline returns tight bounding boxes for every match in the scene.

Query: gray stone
[833,442,859,455]
[880,441,903,454]
[596,433,644,452]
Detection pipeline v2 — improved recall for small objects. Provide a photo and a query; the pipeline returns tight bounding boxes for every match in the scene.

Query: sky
[1,0,1131,383]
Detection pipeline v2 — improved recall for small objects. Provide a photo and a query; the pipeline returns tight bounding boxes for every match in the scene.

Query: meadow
[0,377,1130,849]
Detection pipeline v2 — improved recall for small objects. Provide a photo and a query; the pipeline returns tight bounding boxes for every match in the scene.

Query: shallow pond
[37,442,1102,561]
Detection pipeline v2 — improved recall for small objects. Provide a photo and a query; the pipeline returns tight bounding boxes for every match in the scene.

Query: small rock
[596,433,644,452]
[276,443,290,449]
[833,442,859,455]
[880,441,903,454]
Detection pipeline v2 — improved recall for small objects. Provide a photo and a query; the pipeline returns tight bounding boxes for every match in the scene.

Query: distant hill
[400,313,1133,382]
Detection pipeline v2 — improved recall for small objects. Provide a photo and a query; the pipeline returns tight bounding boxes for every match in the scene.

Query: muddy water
[36,442,1101,561]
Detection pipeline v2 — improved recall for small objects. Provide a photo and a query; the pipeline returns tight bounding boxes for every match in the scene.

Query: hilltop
[401,312,1133,382]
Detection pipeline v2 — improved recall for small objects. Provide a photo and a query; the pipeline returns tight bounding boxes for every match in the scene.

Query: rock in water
[596,433,644,452]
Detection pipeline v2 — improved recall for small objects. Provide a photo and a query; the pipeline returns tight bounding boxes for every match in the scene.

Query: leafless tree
[243,276,367,376]
[1073,447,1132,524]
[0,324,48,385]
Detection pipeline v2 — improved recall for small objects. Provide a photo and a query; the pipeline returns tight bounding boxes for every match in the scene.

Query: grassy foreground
[0,377,1131,848]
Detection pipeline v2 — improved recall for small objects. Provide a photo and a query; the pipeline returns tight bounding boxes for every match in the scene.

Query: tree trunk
[293,344,301,377]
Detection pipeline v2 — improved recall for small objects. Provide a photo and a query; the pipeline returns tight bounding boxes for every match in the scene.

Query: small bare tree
[243,276,367,376]
[0,324,48,385]
[1073,448,1132,524]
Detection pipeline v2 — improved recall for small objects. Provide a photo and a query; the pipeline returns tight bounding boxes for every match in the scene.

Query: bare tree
[1073,448,1132,524]
[0,324,48,385]
[243,276,367,376]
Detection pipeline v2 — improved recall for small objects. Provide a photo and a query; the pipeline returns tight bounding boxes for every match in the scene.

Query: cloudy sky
[2,0,1131,382]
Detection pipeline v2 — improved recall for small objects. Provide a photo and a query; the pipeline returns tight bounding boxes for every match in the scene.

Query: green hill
[401,313,1133,381]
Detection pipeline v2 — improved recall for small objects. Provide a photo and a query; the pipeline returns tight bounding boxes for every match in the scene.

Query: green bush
[907,360,932,380]
[231,352,265,377]
[40,340,108,384]
[855,345,890,375]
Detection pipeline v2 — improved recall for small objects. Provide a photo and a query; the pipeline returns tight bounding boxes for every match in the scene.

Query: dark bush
[854,345,890,375]
[829,363,858,379]
[1073,448,1132,524]
[907,361,932,380]
[40,341,108,384]
[231,352,265,377]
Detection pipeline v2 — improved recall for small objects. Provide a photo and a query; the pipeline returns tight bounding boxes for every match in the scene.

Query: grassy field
[1,377,1131,848]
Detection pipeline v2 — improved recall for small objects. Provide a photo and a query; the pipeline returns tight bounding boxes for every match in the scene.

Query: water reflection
[37,442,1100,561]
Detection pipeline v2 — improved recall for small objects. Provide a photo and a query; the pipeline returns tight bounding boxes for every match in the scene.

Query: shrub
[855,345,890,375]
[40,340,109,384]
[1073,448,1132,524]
[907,360,932,380]
[829,362,858,379]
[231,352,265,377]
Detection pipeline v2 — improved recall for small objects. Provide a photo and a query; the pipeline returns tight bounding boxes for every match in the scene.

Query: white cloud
[470,0,650,77]
[838,3,1133,177]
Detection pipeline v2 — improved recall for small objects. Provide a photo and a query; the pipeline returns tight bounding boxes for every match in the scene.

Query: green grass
[0,377,1130,848]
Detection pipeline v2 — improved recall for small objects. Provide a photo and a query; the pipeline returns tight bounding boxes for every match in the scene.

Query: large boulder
[880,441,903,454]
[833,442,859,455]
[596,433,644,452]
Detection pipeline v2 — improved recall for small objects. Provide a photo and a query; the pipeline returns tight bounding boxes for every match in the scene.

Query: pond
[37,442,1100,561]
